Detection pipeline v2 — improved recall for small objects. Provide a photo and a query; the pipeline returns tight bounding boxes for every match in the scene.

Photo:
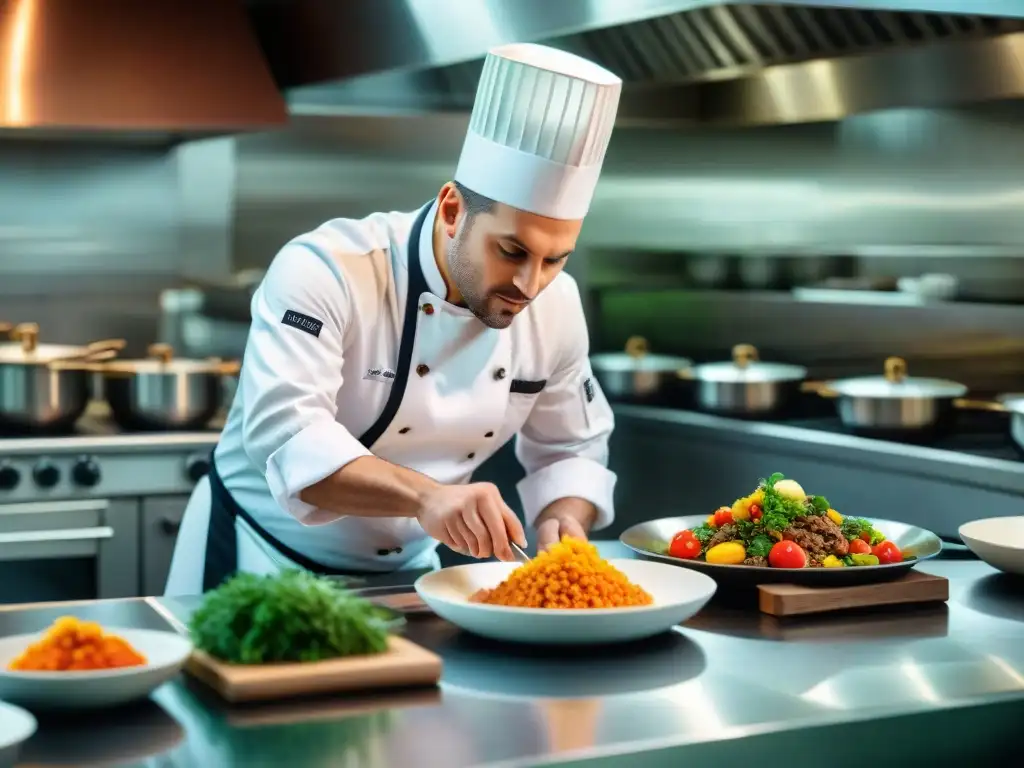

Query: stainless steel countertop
[7,545,1024,767]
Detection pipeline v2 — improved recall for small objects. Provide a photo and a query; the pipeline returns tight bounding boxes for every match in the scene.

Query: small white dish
[415,559,716,645]
[0,628,193,711]
[0,700,36,766]
[960,517,1024,577]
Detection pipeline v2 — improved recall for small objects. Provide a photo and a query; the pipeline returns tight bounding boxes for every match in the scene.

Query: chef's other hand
[536,515,588,552]
[418,483,527,562]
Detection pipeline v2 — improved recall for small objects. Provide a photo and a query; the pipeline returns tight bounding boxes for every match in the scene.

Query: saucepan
[590,336,692,402]
[802,356,978,438]
[946,393,1024,456]
[675,343,809,418]
[90,343,241,430]
[0,323,125,433]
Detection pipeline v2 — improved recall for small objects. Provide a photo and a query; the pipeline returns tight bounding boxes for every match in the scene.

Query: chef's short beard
[447,225,515,330]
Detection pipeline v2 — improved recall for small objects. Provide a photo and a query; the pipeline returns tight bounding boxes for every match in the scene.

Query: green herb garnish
[691,523,716,546]
[746,535,773,559]
[759,472,807,532]
[840,517,884,544]
[189,569,394,664]
[810,495,830,514]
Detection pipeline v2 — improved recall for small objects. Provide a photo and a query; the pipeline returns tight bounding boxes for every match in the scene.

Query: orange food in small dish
[8,616,147,672]
[470,536,654,609]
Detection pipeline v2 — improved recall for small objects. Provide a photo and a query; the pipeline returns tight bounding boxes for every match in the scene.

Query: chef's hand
[535,514,589,552]
[417,483,527,562]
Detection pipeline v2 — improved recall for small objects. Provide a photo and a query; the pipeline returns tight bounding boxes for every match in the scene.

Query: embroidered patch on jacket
[583,377,595,404]
[281,309,323,338]
[364,367,397,383]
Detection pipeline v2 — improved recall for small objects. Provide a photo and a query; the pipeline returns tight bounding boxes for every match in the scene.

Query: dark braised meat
[707,524,739,550]
[744,556,768,567]
[782,515,849,559]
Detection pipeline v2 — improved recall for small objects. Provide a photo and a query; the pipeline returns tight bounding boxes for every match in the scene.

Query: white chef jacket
[205,199,616,574]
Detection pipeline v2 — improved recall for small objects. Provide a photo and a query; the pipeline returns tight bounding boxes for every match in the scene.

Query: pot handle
[47,350,120,371]
[624,336,649,359]
[148,343,175,364]
[953,398,1008,413]
[214,360,242,376]
[801,380,838,398]
[0,322,12,338]
[11,323,39,353]
[85,338,127,356]
[732,344,759,368]
[884,356,908,383]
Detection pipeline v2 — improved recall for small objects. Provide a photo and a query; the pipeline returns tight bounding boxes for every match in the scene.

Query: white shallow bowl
[0,628,193,711]
[414,559,717,645]
[0,701,36,767]
[960,517,1024,577]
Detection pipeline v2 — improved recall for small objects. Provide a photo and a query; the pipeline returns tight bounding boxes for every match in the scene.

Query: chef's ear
[437,182,464,238]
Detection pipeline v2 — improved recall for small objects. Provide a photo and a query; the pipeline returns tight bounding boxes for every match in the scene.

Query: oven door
[0,499,140,604]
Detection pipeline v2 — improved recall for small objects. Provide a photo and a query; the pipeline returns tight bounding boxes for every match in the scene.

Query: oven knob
[185,455,210,483]
[0,462,20,491]
[72,457,101,487]
[33,460,60,489]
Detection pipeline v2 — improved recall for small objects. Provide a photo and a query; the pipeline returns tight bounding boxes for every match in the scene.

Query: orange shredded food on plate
[8,616,147,672]
[470,536,654,609]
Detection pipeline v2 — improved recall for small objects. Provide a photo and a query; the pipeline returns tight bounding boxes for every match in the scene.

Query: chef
[164,42,623,596]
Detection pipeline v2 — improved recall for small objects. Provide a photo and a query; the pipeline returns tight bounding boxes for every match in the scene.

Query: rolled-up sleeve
[240,238,371,522]
[514,281,617,530]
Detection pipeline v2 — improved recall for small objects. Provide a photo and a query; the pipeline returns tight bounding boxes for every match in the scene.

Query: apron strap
[201,200,434,590]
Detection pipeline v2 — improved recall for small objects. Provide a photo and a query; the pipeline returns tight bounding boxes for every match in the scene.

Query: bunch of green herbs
[188,569,397,664]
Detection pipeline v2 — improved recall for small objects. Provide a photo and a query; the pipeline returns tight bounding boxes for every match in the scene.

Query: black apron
[201,202,432,591]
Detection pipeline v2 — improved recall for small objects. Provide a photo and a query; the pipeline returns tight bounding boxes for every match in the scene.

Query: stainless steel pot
[677,343,809,418]
[590,337,692,402]
[805,356,970,436]
[93,343,241,430]
[950,393,1024,455]
[0,323,124,433]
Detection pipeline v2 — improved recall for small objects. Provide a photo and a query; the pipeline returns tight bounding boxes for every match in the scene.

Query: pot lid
[590,336,692,373]
[98,343,240,376]
[826,357,968,399]
[690,344,807,383]
[0,324,125,365]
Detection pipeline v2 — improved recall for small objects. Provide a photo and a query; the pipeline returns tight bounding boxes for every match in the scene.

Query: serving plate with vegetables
[621,473,942,586]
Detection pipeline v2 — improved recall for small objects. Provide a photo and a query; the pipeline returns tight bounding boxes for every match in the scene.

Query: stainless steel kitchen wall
[235,100,1024,260]
[0,139,235,352]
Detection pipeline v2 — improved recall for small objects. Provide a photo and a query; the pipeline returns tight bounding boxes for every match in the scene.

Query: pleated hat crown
[454,43,622,221]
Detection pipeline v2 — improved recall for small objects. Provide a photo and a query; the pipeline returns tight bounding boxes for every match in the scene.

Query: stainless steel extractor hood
[269,0,1024,127]
[0,0,287,139]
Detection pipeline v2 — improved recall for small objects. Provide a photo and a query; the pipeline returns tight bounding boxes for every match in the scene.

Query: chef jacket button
[467,452,476,460]
[485,431,494,438]
[398,427,411,434]
[493,367,507,381]
[422,303,435,315]
[416,364,430,377]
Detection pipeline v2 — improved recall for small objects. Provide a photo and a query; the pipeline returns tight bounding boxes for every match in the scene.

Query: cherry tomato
[860,532,872,543]
[749,503,763,522]
[713,507,734,527]
[872,540,903,564]
[848,538,872,555]
[769,540,808,569]
[668,530,701,560]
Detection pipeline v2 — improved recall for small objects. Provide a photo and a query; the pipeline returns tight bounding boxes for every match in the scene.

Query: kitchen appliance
[590,336,692,402]
[677,343,808,418]
[0,403,219,603]
[0,324,125,434]
[803,357,972,438]
[92,344,241,431]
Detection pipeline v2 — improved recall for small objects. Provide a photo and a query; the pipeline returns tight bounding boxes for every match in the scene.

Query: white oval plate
[0,700,36,766]
[0,628,193,711]
[414,559,717,645]
[960,517,1024,577]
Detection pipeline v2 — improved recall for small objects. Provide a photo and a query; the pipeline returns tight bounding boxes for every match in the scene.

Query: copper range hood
[0,0,287,138]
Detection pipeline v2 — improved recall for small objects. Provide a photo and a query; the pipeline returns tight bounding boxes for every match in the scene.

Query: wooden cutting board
[185,635,443,703]
[757,571,950,617]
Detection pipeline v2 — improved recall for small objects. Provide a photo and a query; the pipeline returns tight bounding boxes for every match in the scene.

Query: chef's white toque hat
[454,43,622,221]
